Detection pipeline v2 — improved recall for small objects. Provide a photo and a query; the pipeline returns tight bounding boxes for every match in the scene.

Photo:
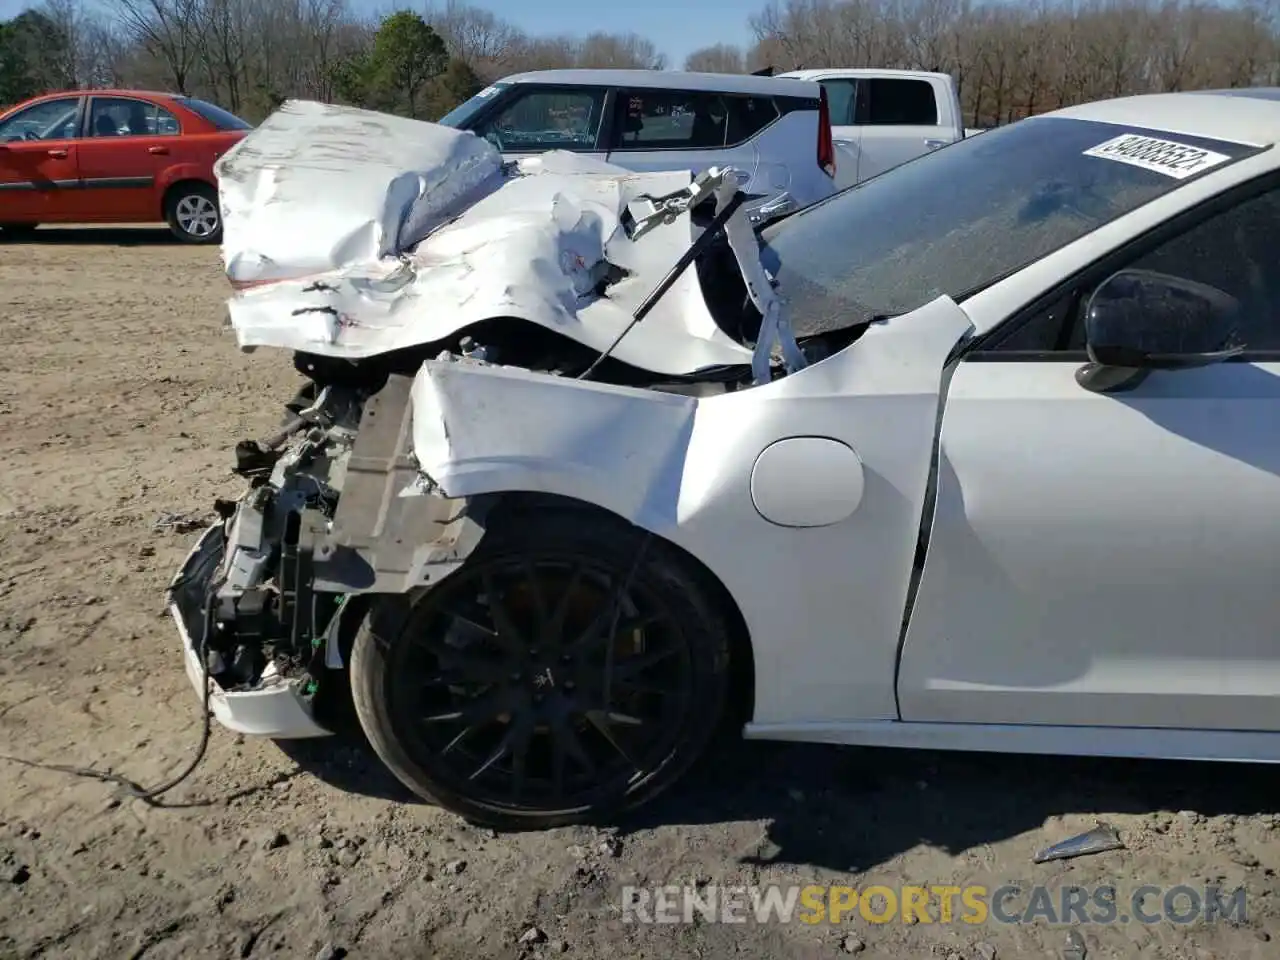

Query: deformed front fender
[408,296,975,729]
[410,361,700,533]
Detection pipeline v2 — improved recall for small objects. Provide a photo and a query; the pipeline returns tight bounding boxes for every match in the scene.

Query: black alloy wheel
[350,505,733,829]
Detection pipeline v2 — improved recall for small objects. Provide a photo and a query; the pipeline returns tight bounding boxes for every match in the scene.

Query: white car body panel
[409,297,973,725]
[217,107,753,376]
[899,358,1280,730]
[176,89,1280,777]
[214,100,506,287]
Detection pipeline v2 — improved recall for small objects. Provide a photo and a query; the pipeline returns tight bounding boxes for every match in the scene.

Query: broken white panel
[406,297,976,726]
[226,162,754,376]
[215,100,504,286]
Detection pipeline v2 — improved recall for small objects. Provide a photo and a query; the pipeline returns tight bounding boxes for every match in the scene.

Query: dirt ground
[1,226,1279,960]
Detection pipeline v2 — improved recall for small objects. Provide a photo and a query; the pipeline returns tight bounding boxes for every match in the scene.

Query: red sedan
[0,89,251,243]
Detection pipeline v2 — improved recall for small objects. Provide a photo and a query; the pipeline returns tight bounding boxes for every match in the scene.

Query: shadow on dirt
[281,724,1280,872]
[2,226,179,246]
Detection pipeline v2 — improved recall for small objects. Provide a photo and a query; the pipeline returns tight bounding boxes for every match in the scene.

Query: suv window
[0,97,80,141]
[615,90,734,150]
[993,184,1280,353]
[473,87,605,152]
[759,117,1261,336]
[864,78,938,126]
[89,97,179,137]
[818,79,857,126]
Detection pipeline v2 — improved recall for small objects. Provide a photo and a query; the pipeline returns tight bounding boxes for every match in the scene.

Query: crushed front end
[165,373,486,738]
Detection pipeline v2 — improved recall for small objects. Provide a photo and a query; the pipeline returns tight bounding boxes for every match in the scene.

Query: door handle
[148,145,169,155]
[923,138,948,150]
[46,149,68,159]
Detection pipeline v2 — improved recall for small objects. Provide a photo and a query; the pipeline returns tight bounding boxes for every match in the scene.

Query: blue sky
[0,0,762,69]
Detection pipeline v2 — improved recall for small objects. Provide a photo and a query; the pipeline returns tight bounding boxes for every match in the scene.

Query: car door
[0,96,84,222]
[855,77,946,182]
[898,175,1280,732]
[605,88,759,187]
[74,95,176,222]
[468,85,610,162]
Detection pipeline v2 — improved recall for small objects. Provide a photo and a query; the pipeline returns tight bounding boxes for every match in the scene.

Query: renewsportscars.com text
[621,883,1247,926]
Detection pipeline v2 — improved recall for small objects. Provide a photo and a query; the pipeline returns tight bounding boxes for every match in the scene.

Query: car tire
[349,501,733,829]
[0,223,39,239]
[165,182,222,244]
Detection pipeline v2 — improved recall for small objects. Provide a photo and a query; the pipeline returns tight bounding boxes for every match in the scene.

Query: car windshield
[175,97,252,131]
[437,83,510,128]
[760,116,1263,334]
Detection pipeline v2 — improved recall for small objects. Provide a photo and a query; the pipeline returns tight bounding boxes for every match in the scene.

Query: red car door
[74,95,175,222]
[0,95,85,224]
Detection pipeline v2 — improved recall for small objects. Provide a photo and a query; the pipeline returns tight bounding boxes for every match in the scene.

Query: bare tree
[684,43,746,73]
[112,0,202,93]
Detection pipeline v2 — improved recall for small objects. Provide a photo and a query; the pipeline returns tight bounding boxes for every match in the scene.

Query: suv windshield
[760,116,1261,333]
[174,97,251,131]
[438,83,510,128]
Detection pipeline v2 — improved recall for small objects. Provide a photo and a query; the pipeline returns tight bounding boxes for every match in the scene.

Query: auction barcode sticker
[1083,133,1232,179]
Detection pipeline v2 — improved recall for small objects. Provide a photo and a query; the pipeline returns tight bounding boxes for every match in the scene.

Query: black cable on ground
[0,571,223,806]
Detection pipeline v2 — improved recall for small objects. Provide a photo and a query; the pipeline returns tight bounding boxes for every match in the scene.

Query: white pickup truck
[777,68,965,188]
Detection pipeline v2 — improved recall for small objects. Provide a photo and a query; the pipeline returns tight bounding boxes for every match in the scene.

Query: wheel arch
[159,175,216,218]
[321,489,757,734]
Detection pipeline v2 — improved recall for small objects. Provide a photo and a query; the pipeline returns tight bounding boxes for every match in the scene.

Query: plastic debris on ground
[1032,822,1125,863]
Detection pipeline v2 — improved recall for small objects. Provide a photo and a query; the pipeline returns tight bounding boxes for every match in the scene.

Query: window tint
[864,78,938,126]
[89,98,178,137]
[474,88,605,152]
[437,83,510,127]
[175,97,251,131]
[758,118,1260,336]
[724,95,780,143]
[614,90,726,149]
[992,185,1280,354]
[819,79,856,126]
[0,97,80,141]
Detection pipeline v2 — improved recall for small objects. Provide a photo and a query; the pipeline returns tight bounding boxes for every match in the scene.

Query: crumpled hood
[215,99,506,287]
[216,101,753,376]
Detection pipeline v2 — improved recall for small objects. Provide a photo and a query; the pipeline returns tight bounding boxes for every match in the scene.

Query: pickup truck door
[467,84,611,163]
[0,96,85,223]
[855,76,953,182]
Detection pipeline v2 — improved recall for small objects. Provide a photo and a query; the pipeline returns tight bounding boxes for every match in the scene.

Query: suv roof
[501,69,821,98]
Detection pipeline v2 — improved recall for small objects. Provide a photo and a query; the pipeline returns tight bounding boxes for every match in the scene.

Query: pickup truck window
[863,78,938,125]
[818,80,857,125]
[760,116,1262,336]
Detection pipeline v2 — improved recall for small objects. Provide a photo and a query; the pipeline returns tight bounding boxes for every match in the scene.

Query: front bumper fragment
[166,522,332,739]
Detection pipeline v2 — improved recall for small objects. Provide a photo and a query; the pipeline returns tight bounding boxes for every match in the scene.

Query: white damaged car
[173,92,1280,828]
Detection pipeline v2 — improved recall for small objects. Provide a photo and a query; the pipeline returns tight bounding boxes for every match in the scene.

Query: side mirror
[1076,269,1244,393]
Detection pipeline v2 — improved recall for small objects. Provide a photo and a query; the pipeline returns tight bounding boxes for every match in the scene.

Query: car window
[173,97,251,131]
[819,79,857,126]
[473,87,605,152]
[614,90,733,150]
[864,78,938,126]
[0,98,80,141]
[724,95,780,144]
[88,98,178,137]
[997,185,1280,353]
[437,83,510,128]
[759,117,1263,337]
